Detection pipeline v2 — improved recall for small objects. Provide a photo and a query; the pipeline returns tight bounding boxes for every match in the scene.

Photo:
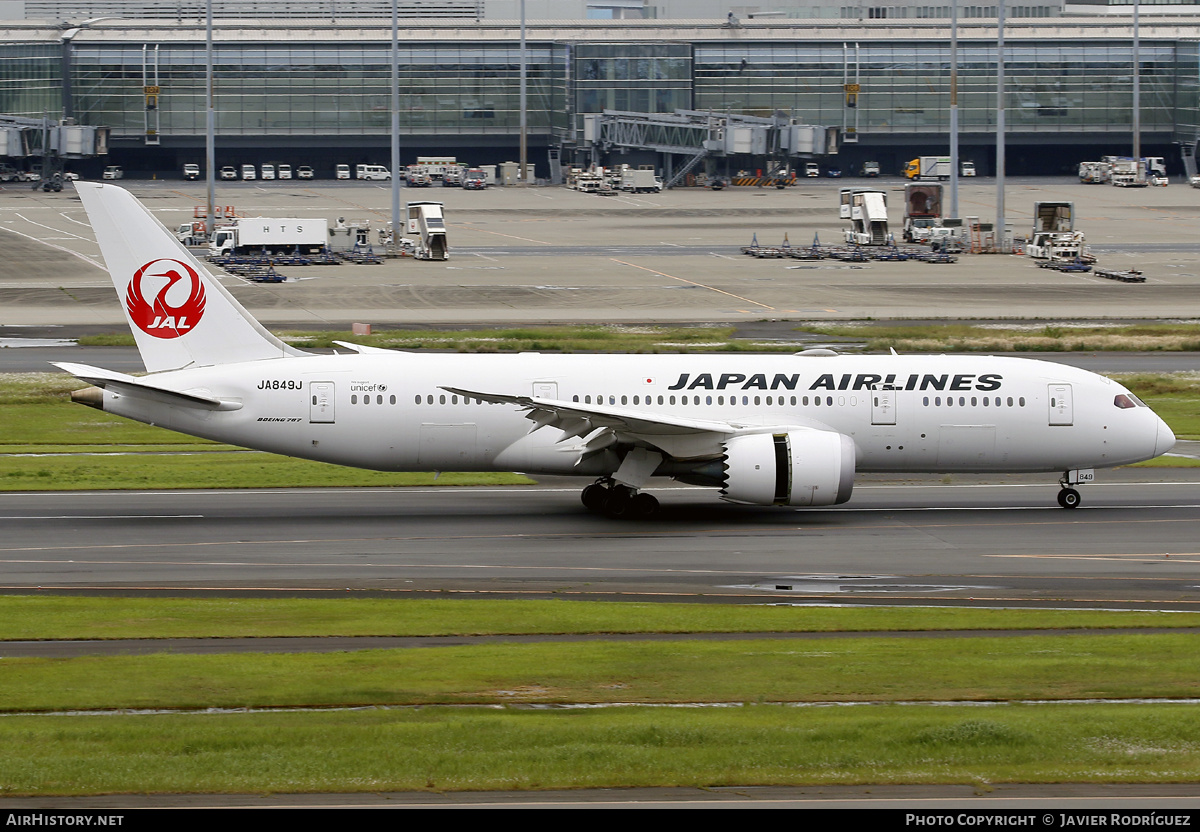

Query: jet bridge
[582,109,838,188]
[0,115,109,190]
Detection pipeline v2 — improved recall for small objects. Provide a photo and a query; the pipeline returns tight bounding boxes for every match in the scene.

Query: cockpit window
[1113,394,1137,409]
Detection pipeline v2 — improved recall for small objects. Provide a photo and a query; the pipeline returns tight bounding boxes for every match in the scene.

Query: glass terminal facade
[693,41,1179,134]
[0,20,1196,172]
[69,43,566,137]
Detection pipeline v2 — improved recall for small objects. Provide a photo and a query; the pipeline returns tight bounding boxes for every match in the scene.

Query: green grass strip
[3,704,1200,794]
[2,633,1200,711]
[1,597,1198,641]
[0,450,532,491]
[802,322,1200,353]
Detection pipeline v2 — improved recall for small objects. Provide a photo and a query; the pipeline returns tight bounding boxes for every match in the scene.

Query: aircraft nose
[1155,417,1176,458]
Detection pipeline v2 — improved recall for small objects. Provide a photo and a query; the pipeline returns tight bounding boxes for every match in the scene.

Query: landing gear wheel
[1057,488,1081,509]
[602,485,634,518]
[630,492,660,519]
[581,483,608,512]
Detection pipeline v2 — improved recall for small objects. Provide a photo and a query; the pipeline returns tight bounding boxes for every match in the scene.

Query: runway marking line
[453,223,554,246]
[0,556,754,576]
[609,258,777,311]
[8,482,1199,499]
[989,553,1200,562]
[0,225,104,270]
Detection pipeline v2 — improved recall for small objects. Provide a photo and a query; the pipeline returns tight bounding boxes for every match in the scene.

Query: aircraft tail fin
[74,181,307,373]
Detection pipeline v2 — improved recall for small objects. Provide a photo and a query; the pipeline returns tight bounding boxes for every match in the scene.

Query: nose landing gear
[581,479,660,518]
[1057,487,1081,509]
[1057,468,1093,509]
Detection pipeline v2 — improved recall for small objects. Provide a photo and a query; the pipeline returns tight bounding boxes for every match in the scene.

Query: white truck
[208,217,328,257]
[174,220,207,246]
[904,156,950,181]
[620,168,661,193]
[840,187,890,245]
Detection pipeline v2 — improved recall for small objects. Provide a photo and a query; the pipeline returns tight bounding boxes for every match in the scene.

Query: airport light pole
[205,0,214,242]
[1133,1,1141,182]
[995,0,1006,252]
[519,0,527,185]
[391,0,401,251]
[949,0,959,220]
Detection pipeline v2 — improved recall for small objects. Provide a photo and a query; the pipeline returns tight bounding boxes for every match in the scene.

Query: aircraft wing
[442,385,751,460]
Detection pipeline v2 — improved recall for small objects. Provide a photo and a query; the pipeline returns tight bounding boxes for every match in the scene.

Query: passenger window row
[922,396,1025,407]
[413,394,488,405]
[570,393,831,407]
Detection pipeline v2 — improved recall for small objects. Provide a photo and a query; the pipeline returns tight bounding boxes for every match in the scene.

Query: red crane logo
[125,259,206,339]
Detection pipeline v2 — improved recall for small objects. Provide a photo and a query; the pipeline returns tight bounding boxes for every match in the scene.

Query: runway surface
[5,472,1200,608]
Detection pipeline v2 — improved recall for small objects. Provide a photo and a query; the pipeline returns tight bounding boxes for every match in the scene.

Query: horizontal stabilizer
[331,341,402,355]
[54,362,242,411]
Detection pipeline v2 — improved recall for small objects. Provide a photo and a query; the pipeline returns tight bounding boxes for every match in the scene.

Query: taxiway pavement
[4,472,1200,608]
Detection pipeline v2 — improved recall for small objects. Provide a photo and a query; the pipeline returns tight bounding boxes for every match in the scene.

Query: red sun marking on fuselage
[125,259,206,339]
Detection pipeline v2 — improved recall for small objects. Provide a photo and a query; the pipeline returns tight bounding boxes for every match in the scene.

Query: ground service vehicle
[220,166,237,180]
[174,221,206,246]
[64,183,1175,516]
[0,164,38,182]
[277,164,292,180]
[297,166,314,179]
[183,164,200,180]
[860,161,880,177]
[241,165,256,181]
[840,187,890,245]
[405,167,432,187]
[102,166,123,180]
[462,169,487,190]
[620,169,661,193]
[207,217,328,257]
[961,161,976,177]
[335,165,350,180]
[260,164,275,180]
[902,183,942,243]
[357,164,391,181]
[904,157,950,180]
[805,162,820,177]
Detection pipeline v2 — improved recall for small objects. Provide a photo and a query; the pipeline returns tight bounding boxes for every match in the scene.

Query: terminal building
[1,8,1196,178]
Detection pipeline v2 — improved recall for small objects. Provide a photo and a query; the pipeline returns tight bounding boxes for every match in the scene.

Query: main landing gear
[581,479,660,519]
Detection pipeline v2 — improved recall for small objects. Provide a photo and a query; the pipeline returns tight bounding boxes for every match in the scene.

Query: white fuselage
[98,352,1172,478]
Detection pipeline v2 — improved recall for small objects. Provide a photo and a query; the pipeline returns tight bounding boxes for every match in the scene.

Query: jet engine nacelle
[720,430,856,506]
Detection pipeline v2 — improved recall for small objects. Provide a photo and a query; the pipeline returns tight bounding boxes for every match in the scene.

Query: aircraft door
[871,388,896,425]
[1048,383,1073,426]
[310,381,335,423]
